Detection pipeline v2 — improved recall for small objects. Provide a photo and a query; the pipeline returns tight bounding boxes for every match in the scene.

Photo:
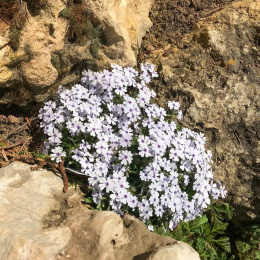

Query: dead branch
[0,139,25,150]
[30,160,47,171]
[11,137,29,161]
[59,158,69,193]
[4,117,37,140]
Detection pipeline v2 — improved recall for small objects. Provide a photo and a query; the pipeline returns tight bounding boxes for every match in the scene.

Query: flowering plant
[39,62,226,230]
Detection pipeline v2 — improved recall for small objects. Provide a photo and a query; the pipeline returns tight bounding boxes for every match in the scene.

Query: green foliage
[90,37,101,59]
[152,203,234,260]
[9,25,22,51]
[146,202,260,260]
[51,53,62,76]
[6,54,19,68]
[236,225,260,260]
[23,0,47,17]
[32,151,49,160]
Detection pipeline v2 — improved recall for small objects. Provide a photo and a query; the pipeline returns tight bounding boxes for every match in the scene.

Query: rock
[0,20,9,49]
[146,242,200,260]
[0,0,153,105]
[7,115,19,124]
[156,0,260,223]
[161,64,174,83]
[145,44,155,52]
[0,66,13,85]
[0,162,71,260]
[0,115,7,123]
[0,45,13,68]
[0,162,200,260]
[85,0,153,66]
[55,204,177,260]
[19,0,68,87]
[61,211,200,260]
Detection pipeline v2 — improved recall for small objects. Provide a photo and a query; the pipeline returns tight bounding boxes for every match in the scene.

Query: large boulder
[0,162,200,260]
[151,0,260,223]
[0,162,71,260]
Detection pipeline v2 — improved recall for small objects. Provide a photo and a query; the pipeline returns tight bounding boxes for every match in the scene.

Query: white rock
[0,162,71,260]
[147,242,200,260]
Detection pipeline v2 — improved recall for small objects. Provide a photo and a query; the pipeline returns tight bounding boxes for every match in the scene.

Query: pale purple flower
[168,101,180,111]
[119,150,133,165]
[39,62,227,231]
[50,146,65,163]
[138,145,151,157]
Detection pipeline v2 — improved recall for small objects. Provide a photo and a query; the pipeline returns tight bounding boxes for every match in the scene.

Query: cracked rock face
[153,0,260,223]
[0,0,153,105]
[0,162,200,260]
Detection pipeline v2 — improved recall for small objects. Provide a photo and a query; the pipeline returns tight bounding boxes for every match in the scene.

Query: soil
[141,0,234,54]
[0,114,42,167]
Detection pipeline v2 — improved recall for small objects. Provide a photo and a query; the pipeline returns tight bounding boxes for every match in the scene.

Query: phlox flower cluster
[39,62,226,229]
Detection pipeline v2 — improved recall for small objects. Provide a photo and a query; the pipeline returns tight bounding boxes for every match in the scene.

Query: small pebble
[0,115,7,123]
[7,115,19,124]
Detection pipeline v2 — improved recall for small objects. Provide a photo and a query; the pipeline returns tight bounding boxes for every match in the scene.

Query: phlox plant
[38,62,227,230]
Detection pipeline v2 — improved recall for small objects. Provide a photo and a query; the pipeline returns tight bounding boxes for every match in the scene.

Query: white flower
[39,62,227,230]
[50,146,65,163]
[119,150,133,165]
[147,225,154,232]
[138,145,151,157]
[168,101,180,111]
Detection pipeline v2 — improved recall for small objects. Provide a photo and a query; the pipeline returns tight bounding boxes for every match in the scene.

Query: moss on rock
[50,53,62,77]
[59,0,103,58]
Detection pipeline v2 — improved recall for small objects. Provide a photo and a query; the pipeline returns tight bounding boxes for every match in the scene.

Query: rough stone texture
[0,162,200,260]
[58,211,175,260]
[0,162,71,260]
[0,0,153,104]
[19,0,67,87]
[0,20,13,85]
[150,0,260,223]
[146,242,200,260]
[85,0,153,65]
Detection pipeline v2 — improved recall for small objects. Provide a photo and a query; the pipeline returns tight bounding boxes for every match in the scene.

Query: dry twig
[0,135,7,145]
[59,158,69,193]
[4,117,37,140]
[1,149,8,161]
[30,160,47,171]
[0,139,26,150]
[11,138,29,162]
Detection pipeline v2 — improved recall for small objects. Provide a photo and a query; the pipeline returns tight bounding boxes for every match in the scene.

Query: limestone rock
[0,20,9,49]
[0,20,13,86]
[0,162,71,260]
[0,66,13,85]
[55,207,176,259]
[156,0,260,223]
[85,0,153,66]
[0,162,200,260]
[146,242,200,260]
[0,0,153,105]
[19,0,68,87]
